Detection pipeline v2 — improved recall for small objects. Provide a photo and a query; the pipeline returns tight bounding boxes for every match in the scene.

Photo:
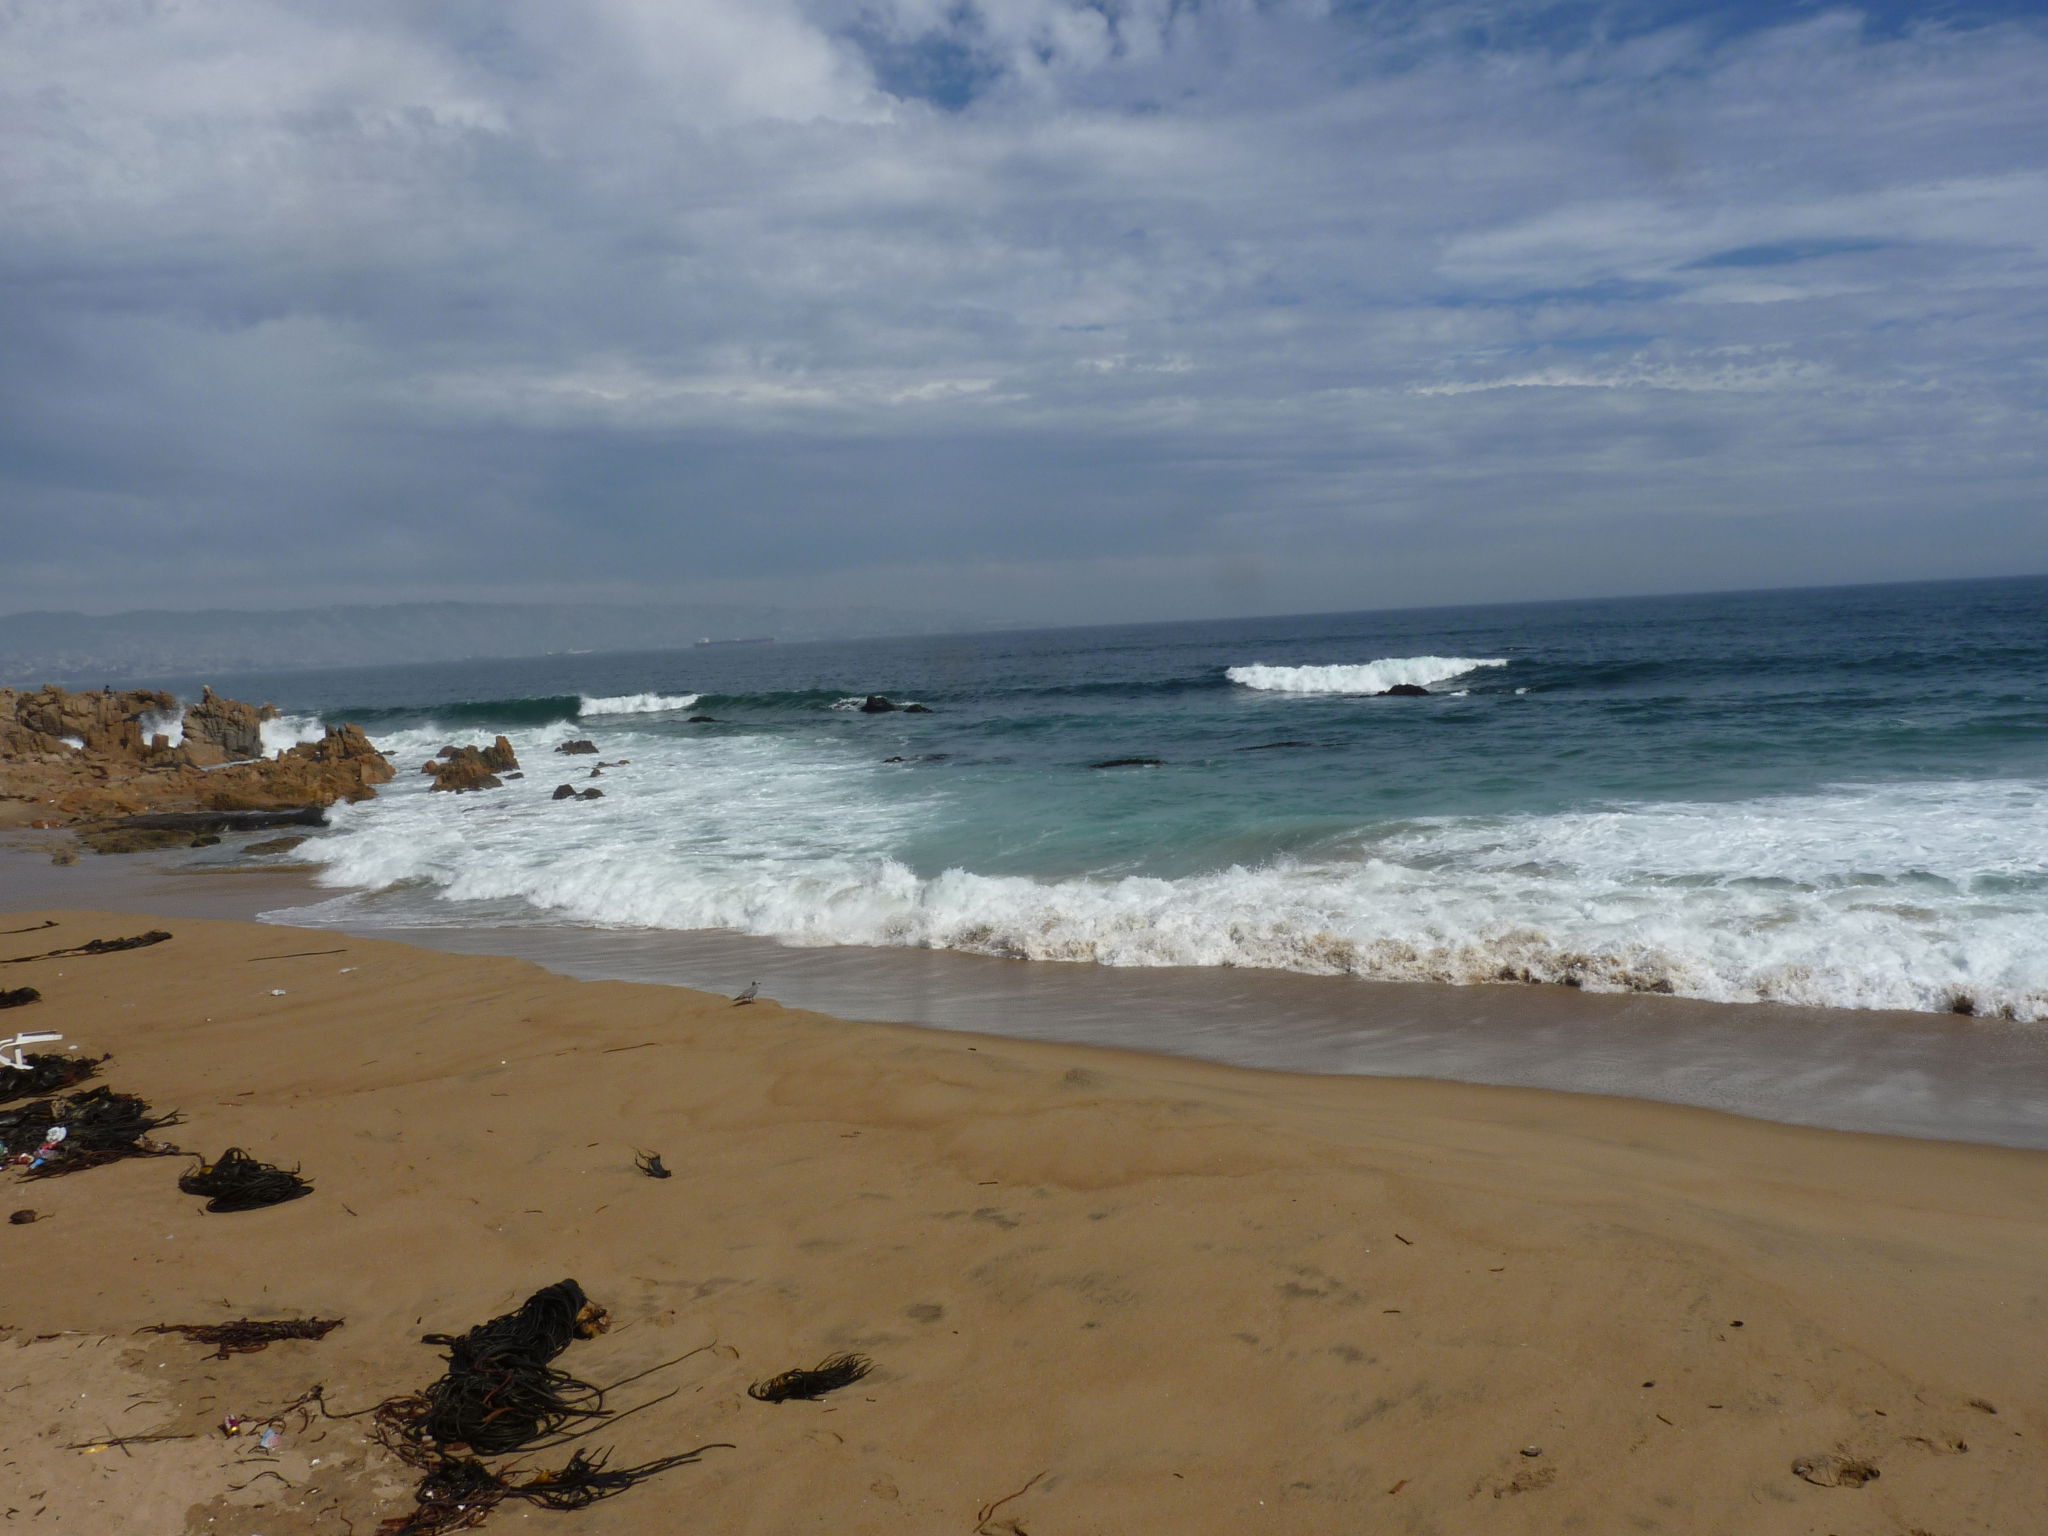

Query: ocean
[168,574,2048,1024]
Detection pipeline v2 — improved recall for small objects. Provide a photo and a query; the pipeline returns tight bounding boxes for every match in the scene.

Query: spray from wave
[578,692,701,716]
[259,714,328,755]
[1228,657,1506,694]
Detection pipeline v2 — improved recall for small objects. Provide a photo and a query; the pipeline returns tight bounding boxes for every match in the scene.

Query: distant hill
[0,601,996,685]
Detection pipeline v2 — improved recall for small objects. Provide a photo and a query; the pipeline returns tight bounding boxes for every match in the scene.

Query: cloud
[1,0,2045,622]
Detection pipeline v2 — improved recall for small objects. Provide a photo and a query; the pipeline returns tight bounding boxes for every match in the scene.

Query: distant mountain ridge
[0,601,995,685]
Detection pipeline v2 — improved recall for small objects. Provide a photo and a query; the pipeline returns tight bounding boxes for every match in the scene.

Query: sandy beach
[0,907,2041,1534]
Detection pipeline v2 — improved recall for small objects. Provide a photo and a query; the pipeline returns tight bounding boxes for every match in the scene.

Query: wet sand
[1,904,2044,1534]
[7,838,2048,1149]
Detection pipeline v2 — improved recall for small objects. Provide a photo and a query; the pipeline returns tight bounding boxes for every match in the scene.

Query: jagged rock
[1,685,176,760]
[552,783,579,800]
[1,688,393,829]
[1380,684,1430,697]
[180,686,278,765]
[423,744,506,793]
[556,739,599,755]
[858,695,897,713]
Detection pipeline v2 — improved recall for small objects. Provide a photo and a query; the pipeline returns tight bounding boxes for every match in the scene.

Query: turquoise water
[175,574,2048,1020]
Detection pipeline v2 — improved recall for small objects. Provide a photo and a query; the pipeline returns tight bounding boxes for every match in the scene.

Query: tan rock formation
[0,685,394,834]
[176,686,278,766]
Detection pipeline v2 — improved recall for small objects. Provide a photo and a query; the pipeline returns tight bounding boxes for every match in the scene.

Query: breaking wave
[578,692,701,716]
[1228,657,1507,694]
[259,714,327,755]
[277,732,2048,1022]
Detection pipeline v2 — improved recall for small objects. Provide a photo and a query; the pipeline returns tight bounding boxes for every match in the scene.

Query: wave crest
[1228,657,1506,694]
[578,692,701,716]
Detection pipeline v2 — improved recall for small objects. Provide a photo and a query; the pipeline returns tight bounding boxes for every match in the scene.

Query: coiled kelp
[179,1146,312,1211]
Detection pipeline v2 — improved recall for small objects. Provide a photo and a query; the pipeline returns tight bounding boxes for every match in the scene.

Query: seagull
[731,981,759,1006]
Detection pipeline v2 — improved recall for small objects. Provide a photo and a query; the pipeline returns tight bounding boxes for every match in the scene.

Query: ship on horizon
[695,635,775,647]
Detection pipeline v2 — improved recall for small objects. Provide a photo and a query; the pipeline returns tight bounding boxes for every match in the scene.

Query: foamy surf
[1227,657,1506,694]
[279,720,2048,1023]
[578,692,701,716]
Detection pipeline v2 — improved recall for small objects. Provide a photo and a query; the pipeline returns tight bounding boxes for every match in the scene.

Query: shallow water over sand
[8,840,2046,1150]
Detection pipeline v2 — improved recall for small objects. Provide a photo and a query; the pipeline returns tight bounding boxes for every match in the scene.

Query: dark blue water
[174,574,2048,1021]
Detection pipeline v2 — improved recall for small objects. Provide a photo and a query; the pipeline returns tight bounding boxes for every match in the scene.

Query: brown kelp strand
[0,1051,104,1106]
[373,1281,724,1533]
[0,930,172,966]
[140,1317,344,1358]
[178,1147,313,1211]
[747,1352,873,1403]
[384,1280,613,1458]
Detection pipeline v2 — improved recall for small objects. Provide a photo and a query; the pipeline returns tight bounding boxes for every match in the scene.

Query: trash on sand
[179,1147,313,1212]
[633,1150,672,1179]
[3,1085,181,1176]
[747,1352,873,1403]
[259,1424,284,1451]
[268,989,287,997]
[1792,1454,1880,1488]
[0,988,40,1010]
[1,1030,67,1074]
[141,1317,344,1358]
[371,1279,729,1535]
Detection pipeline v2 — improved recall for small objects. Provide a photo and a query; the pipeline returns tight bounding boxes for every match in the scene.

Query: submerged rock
[1089,756,1164,769]
[552,783,579,800]
[1380,683,1430,697]
[858,695,897,713]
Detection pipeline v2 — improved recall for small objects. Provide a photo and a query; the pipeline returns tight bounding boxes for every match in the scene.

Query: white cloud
[1,1,2045,615]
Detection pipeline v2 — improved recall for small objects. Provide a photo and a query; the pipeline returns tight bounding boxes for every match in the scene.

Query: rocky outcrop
[858,695,897,713]
[1380,683,1430,698]
[0,686,394,834]
[177,686,277,765]
[422,736,517,793]
[556,739,598,755]
[0,685,176,760]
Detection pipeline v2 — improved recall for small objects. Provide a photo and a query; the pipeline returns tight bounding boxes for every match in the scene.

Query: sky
[2,0,2045,626]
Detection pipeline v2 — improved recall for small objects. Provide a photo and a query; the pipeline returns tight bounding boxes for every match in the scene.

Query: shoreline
[7,836,2048,1150]
[1,904,2043,1532]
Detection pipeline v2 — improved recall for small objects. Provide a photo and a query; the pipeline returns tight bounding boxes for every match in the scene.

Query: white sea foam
[830,696,925,711]
[1227,657,1507,694]
[59,734,85,750]
[140,707,184,746]
[272,721,2048,1022]
[578,692,701,716]
[259,714,328,755]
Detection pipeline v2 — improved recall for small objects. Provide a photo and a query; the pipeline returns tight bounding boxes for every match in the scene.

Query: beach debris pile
[372,1278,728,1535]
[180,1146,315,1211]
[141,1316,344,1359]
[3,1084,183,1176]
[0,1049,105,1104]
[747,1352,873,1403]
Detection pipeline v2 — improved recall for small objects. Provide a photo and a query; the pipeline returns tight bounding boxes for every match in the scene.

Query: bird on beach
[732,981,759,1006]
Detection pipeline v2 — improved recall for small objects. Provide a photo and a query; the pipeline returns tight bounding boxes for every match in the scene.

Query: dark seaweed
[178,1146,312,1211]
[0,1051,103,1106]
[0,930,172,966]
[140,1317,343,1358]
[747,1352,873,1403]
[632,1150,672,1179]
[3,1084,180,1174]
[373,1281,725,1534]
[0,986,40,1009]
